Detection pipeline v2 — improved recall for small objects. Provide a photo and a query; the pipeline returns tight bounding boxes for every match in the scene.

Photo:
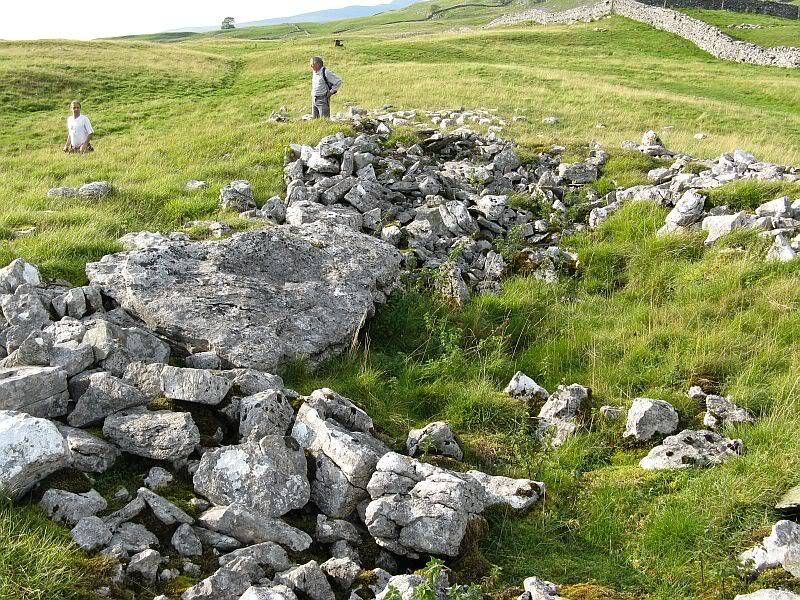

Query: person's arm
[328,71,342,95]
[64,122,71,151]
[80,117,94,151]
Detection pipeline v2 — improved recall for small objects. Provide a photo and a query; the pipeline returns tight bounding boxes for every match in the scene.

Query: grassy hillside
[683,8,800,47]
[2,4,800,600]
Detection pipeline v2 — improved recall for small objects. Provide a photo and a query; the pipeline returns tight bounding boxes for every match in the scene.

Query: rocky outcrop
[87,223,401,372]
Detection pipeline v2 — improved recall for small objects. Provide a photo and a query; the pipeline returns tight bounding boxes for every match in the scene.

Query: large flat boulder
[0,366,69,418]
[86,223,401,372]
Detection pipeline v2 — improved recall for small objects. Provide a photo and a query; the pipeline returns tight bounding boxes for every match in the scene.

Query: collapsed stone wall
[488,0,800,68]
[614,0,800,67]
[636,0,800,20]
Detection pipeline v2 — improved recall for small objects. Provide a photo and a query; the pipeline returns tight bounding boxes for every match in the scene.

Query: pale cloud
[1,0,397,40]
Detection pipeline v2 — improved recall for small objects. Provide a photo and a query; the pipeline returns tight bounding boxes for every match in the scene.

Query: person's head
[310,56,323,73]
[70,100,81,117]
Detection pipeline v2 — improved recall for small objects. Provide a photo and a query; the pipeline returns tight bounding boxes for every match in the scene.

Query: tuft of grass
[705,179,800,211]
[0,500,111,600]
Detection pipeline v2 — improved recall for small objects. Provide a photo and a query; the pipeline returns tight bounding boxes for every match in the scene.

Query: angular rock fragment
[103,410,200,460]
[292,388,389,519]
[67,371,148,427]
[57,424,120,473]
[504,371,549,403]
[739,520,800,576]
[407,421,463,461]
[640,429,743,470]
[159,365,232,405]
[239,390,294,440]
[71,516,112,551]
[623,398,679,441]
[703,395,754,429]
[40,488,107,526]
[193,435,309,518]
[0,366,69,418]
[0,410,69,499]
[197,504,312,551]
[274,561,335,600]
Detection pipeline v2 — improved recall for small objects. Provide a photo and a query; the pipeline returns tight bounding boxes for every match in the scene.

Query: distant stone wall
[487,0,612,26]
[488,0,800,68]
[614,0,800,67]
[637,0,800,20]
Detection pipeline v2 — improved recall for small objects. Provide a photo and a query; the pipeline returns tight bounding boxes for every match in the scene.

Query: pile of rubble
[0,255,545,600]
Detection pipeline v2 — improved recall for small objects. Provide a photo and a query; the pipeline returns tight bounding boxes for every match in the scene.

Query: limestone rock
[523,576,566,600]
[466,470,544,511]
[57,424,120,473]
[239,390,294,440]
[83,320,170,377]
[537,384,591,448]
[640,429,743,470]
[663,189,705,227]
[292,388,390,519]
[193,435,309,518]
[274,561,335,600]
[701,212,749,245]
[144,466,173,490]
[504,371,549,403]
[365,452,486,557]
[172,523,203,556]
[320,557,362,590]
[703,395,754,429]
[220,180,256,212]
[78,181,112,198]
[137,487,194,525]
[181,566,251,600]
[623,398,679,441]
[67,371,148,427]
[197,504,312,551]
[406,421,463,461]
[734,592,800,600]
[103,410,200,460]
[315,514,361,544]
[159,365,232,405]
[0,410,69,499]
[108,522,159,553]
[0,258,42,294]
[127,549,161,583]
[86,224,401,372]
[71,516,112,551]
[0,366,69,418]
[219,542,290,572]
[40,488,107,526]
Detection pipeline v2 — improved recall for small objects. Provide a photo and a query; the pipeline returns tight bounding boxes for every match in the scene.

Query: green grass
[3,4,800,599]
[0,500,110,600]
[684,9,800,47]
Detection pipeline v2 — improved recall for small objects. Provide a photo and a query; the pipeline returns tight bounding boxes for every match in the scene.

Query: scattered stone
[599,405,625,420]
[186,180,209,191]
[703,395,754,429]
[127,548,161,583]
[315,514,361,544]
[537,384,591,448]
[173,523,203,556]
[220,180,256,212]
[239,390,294,440]
[292,388,389,519]
[108,522,159,553]
[0,366,69,418]
[523,576,566,600]
[181,566,251,600]
[83,320,170,377]
[623,398,679,441]
[144,466,174,490]
[78,181,112,198]
[274,561,335,600]
[734,592,800,600]
[776,485,800,515]
[40,488,106,526]
[70,516,112,551]
[219,542,290,572]
[320,557,361,590]
[740,520,800,576]
[503,371,549,403]
[159,365,233,405]
[67,371,148,427]
[138,487,194,525]
[640,429,743,470]
[407,421,463,460]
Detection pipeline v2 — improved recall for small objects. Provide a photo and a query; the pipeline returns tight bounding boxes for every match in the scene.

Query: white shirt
[311,67,342,97]
[67,114,93,147]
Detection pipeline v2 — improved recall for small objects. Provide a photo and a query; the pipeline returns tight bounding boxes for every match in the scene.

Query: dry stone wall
[488,0,800,68]
[637,0,800,19]
[615,0,800,67]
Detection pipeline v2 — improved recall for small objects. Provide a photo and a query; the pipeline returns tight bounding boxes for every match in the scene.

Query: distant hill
[171,0,420,33]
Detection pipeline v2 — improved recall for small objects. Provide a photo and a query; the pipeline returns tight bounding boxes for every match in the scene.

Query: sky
[0,0,395,40]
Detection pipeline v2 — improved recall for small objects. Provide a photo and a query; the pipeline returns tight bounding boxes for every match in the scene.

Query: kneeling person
[310,56,342,119]
[64,100,94,153]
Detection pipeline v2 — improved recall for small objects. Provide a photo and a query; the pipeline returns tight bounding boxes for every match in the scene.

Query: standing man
[64,100,94,153]
[310,56,342,119]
